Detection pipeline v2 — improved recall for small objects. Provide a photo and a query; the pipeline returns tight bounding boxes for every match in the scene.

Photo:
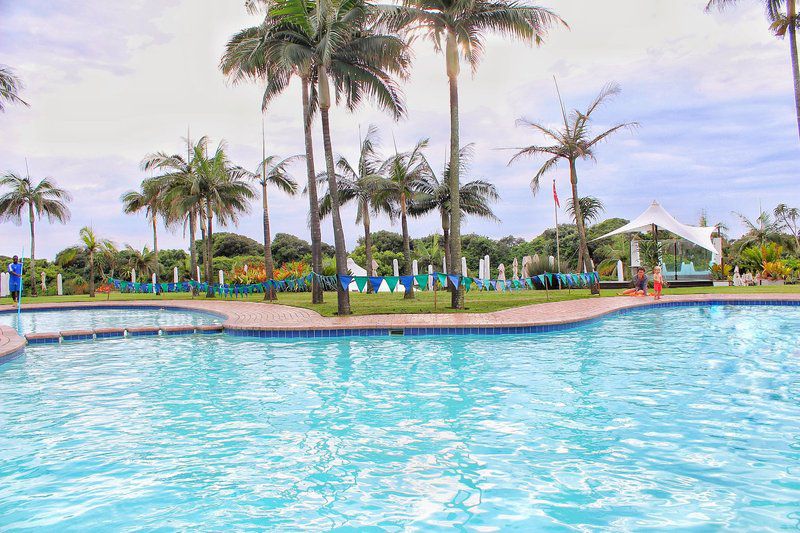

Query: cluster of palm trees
[318,125,499,299]
[220,0,563,314]
[121,136,256,297]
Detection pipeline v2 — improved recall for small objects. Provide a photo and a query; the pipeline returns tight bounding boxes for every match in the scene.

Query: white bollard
[131,269,136,284]
[412,259,418,276]
[41,271,47,291]
[0,273,8,297]
[549,255,555,270]
[479,258,485,280]
[428,264,434,290]
[57,273,63,296]
[152,272,157,293]
[173,267,179,283]
[461,257,468,277]
[617,260,624,282]
[392,258,399,277]
[219,270,224,285]
[196,266,201,282]
[484,255,491,280]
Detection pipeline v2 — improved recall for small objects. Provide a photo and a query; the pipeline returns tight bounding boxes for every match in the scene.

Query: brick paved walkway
[1,293,799,360]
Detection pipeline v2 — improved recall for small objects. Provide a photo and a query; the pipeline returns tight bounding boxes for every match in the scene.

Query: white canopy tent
[592,200,718,254]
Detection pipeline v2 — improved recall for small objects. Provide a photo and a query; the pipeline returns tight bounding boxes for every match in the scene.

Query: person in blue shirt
[8,255,22,303]
[618,267,648,296]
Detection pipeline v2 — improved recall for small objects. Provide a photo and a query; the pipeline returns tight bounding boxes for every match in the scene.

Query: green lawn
[2,284,798,317]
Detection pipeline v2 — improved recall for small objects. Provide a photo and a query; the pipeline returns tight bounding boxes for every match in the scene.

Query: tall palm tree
[509,83,636,292]
[252,152,300,299]
[374,138,430,299]
[707,0,800,141]
[78,227,113,297]
[410,144,499,272]
[381,0,564,308]
[98,240,121,281]
[0,65,29,112]
[774,203,800,250]
[191,140,255,296]
[566,196,605,270]
[0,172,71,296]
[121,177,168,279]
[221,11,326,304]
[318,125,395,290]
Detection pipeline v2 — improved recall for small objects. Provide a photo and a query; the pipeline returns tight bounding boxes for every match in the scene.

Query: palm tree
[706,0,800,141]
[318,125,395,290]
[374,138,431,299]
[509,83,636,292]
[774,203,800,250]
[141,135,207,285]
[381,0,564,309]
[566,196,604,270]
[78,227,113,297]
[0,65,29,112]
[252,151,300,299]
[125,245,158,278]
[191,140,255,296]
[98,240,121,281]
[733,209,783,248]
[410,144,499,272]
[221,11,326,304]
[121,177,168,279]
[0,172,71,296]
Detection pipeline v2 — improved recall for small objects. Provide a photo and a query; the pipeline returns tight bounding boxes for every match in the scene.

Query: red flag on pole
[552,179,560,208]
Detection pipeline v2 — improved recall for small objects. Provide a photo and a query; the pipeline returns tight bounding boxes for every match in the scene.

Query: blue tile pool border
[0,304,226,322]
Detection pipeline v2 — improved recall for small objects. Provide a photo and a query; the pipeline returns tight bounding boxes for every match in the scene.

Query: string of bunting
[108,271,599,297]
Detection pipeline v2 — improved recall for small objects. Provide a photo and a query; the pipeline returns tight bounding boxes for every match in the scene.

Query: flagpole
[553,179,561,276]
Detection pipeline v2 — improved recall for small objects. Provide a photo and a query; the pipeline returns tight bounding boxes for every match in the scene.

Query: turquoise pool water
[0,307,221,333]
[0,304,798,530]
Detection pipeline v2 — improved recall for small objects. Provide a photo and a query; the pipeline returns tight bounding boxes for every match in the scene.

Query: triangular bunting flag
[340,275,353,290]
[354,276,368,292]
[385,276,400,292]
[414,274,429,289]
[369,276,384,291]
[436,273,447,288]
[463,277,473,292]
[399,275,414,291]
[448,274,460,289]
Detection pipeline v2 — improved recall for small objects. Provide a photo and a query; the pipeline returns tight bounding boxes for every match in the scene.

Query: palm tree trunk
[199,214,208,282]
[28,201,36,297]
[302,76,324,305]
[319,72,351,315]
[206,200,214,298]
[262,180,277,301]
[189,208,198,283]
[446,31,464,309]
[400,192,414,299]
[363,203,374,294]
[441,208,451,273]
[788,0,800,140]
[152,216,159,281]
[569,159,599,294]
[89,252,95,297]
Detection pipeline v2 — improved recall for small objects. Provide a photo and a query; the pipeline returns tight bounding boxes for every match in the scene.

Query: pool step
[24,324,222,344]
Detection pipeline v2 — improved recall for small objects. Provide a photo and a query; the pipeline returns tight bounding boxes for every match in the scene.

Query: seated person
[619,267,648,296]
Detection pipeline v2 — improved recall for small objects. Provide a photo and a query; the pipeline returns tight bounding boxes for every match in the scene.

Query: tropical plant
[509,83,636,292]
[190,140,256,295]
[706,0,800,141]
[380,0,564,309]
[733,210,782,249]
[711,262,733,281]
[78,227,113,297]
[375,138,431,298]
[0,172,72,296]
[140,135,207,285]
[121,177,168,278]
[738,242,785,277]
[125,245,158,278]
[410,144,499,273]
[566,196,604,270]
[251,149,301,299]
[0,65,29,112]
[774,203,800,250]
[413,233,444,271]
[222,0,410,315]
[318,125,395,292]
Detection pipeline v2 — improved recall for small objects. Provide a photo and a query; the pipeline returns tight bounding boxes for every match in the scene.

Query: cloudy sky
[1,0,798,259]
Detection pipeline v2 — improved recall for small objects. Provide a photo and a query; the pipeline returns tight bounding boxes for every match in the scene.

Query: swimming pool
[0,306,221,333]
[0,304,798,529]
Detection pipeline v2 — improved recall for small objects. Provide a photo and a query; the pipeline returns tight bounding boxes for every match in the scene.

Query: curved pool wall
[1,297,799,363]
